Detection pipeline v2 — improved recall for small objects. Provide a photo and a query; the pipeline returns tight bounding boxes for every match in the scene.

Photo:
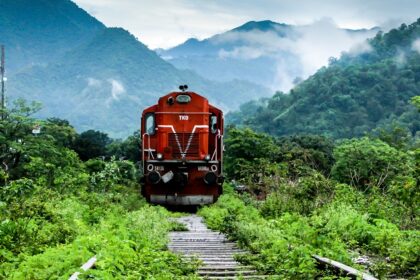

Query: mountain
[228,19,420,139]
[158,20,379,91]
[0,0,105,73]
[2,0,271,138]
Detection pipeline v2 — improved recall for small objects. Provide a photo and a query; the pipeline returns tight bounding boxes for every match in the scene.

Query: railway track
[168,215,269,279]
[168,215,378,280]
[70,215,377,279]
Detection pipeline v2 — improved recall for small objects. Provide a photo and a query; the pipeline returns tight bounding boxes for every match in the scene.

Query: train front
[141,88,224,205]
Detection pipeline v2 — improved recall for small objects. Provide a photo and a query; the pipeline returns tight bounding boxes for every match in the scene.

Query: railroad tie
[168,215,269,279]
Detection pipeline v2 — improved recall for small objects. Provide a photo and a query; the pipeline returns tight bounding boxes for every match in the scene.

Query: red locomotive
[141,86,224,205]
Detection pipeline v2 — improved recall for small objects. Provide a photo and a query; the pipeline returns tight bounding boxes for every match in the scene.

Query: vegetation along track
[168,215,269,279]
[169,215,378,280]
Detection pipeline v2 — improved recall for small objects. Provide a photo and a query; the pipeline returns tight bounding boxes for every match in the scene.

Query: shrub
[332,137,414,191]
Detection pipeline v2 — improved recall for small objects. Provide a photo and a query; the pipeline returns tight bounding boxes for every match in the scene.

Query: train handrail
[211,129,222,162]
[142,133,154,170]
[219,133,224,175]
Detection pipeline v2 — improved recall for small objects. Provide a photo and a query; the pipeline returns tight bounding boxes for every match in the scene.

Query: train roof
[142,91,222,114]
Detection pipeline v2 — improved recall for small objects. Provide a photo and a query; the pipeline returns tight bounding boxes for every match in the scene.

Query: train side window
[210,115,218,134]
[145,113,156,135]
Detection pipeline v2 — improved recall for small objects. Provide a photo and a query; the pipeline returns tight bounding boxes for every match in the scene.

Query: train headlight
[157,153,163,160]
[204,172,217,185]
[204,154,211,161]
[148,171,161,184]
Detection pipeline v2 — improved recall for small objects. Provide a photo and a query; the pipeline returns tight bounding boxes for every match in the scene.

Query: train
[140,86,224,205]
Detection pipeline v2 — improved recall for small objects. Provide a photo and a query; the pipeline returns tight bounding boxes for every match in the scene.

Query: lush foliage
[228,19,420,139]
[0,102,199,279]
[206,124,419,279]
[331,137,415,190]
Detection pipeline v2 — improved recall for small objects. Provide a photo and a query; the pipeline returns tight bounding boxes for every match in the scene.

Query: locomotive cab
[141,88,224,205]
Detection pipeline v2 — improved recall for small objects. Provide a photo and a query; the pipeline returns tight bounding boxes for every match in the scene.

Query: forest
[0,99,202,279]
[228,19,420,139]
[0,14,419,280]
[0,95,418,279]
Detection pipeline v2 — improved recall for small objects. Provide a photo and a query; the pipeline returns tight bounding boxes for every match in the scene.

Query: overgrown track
[169,215,378,280]
[168,215,269,279]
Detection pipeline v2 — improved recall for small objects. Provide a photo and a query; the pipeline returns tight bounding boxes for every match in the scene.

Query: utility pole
[1,45,5,120]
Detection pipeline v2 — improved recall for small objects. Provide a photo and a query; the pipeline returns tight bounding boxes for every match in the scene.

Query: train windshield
[145,113,155,135]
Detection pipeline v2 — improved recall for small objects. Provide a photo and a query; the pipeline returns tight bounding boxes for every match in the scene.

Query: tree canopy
[228,19,420,139]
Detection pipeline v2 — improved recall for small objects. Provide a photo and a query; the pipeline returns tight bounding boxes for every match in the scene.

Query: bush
[200,191,419,279]
[261,170,335,217]
[332,137,415,191]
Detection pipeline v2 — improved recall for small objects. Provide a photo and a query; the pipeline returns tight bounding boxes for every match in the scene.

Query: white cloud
[348,41,373,56]
[87,77,102,87]
[108,79,125,100]
[212,18,376,91]
[73,0,419,49]
[394,50,407,66]
[413,38,420,53]
[82,77,126,107]
[291,19,375,77]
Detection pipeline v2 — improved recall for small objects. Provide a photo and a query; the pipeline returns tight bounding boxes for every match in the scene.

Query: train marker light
[162,171,174,183]
[157,153,163,160]
[204,154,211,161]
[167,96,174,105]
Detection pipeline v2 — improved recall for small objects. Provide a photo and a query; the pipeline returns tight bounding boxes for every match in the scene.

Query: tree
[73,130,111,161]
[275,135,334,175]
[106,131,141,162]
[43,118,77,148]
[0,99,42,182]
[411,96,420,111]
[331,137,414,191]
[224,127,278,181]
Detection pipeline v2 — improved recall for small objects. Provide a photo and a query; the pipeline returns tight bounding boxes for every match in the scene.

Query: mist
[213,18,377,92]
[413,38,420,53]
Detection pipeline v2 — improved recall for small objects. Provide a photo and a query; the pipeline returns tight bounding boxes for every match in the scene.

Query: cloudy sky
[73,0,419,49]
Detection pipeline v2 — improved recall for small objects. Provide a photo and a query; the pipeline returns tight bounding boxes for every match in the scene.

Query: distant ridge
[4,0,270,137]
[158,20,379,90]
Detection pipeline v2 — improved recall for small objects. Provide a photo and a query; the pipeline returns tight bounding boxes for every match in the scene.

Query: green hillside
[0,0,105,73]
[229,19,420,139]
[3,0,270,138]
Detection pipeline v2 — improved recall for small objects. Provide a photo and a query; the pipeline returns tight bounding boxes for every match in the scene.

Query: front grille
[168,133,199,158]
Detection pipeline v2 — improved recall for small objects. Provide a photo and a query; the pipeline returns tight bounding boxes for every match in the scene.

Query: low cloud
[105,79,125,107]
[413,38,420,53]
[219,46,267,60]
[108,79,125,100]
[82,77,126,107]
[394,50,407,67]
[347,41,373,56]
[87,77,102,87]
[214,18,377,91]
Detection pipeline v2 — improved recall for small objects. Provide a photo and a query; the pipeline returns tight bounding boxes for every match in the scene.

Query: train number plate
[154,166,164,171]
[198,166,209,171]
